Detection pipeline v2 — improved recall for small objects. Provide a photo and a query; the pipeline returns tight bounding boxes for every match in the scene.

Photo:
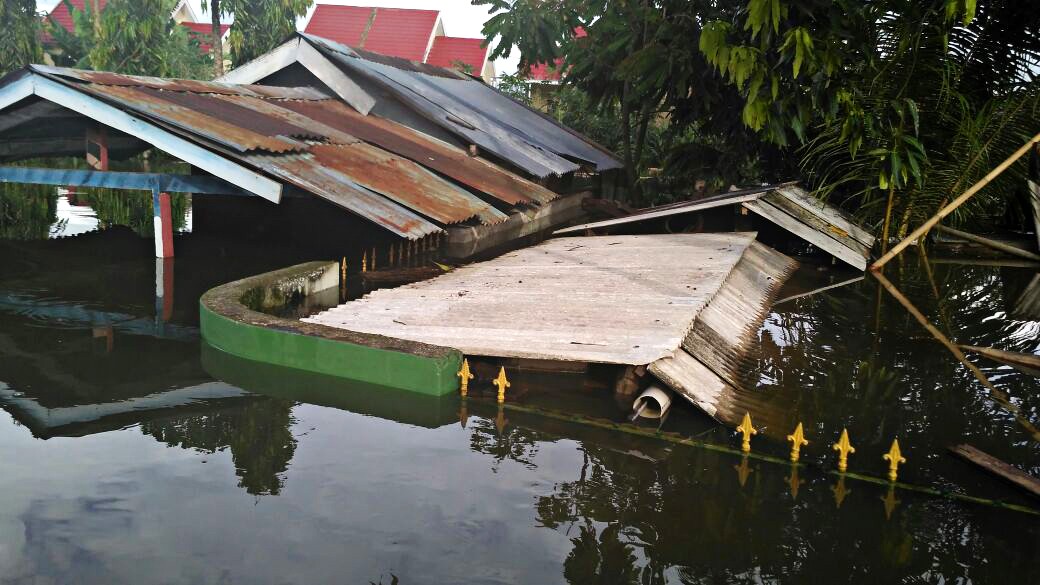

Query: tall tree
[699,0,1040,236]
[0,0,42,75]
[49,0,210,79]
[209,0,224,77]
[479,0,772,189]
[213,0,312,67]
[479,0,1040,235]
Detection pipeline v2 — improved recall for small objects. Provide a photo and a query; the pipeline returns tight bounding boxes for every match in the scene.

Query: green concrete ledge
[200,261,463,396]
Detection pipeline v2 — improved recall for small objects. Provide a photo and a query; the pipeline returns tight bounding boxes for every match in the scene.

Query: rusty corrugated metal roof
[35,66,330,100]
[246,152,445,238]
[74,83,312,154]
[19,65,524,238]
[275,99,558,206]
[310,144,507,225]
[301,33,623,178]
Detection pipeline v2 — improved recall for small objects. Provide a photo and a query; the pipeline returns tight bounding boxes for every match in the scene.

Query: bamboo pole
[872,132,1040,270]
[872,270,1040,442]
[934,224,1040,262]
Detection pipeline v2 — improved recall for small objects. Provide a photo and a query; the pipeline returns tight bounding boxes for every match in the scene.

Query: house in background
[522,27,585,111]
[42,0,227,65]
[41,2,495,84]
[180,21,232,70]
[302,4,495,83]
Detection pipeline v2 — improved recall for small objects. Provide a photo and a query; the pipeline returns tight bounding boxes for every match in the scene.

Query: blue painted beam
[0,166,252,196]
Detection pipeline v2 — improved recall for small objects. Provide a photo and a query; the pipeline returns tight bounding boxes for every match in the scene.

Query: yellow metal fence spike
[361,251,367,273]
[786,422,809,462]
[457,358,474,397]
[371,247,376,271]
[737,412,757,453]
[832,428,856,472]
[883,438,906,482]
[493,366,511,403]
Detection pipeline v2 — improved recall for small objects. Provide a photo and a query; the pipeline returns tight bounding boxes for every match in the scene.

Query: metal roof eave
[0,70,283,203]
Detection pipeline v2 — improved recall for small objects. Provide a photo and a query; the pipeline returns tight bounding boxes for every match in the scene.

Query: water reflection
[53,192,99,237]
[0,182,189,241]
[140,399,297,496]
[0,226,1038,583]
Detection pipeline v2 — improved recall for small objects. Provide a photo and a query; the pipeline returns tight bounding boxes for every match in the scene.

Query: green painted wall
[199,262,463,397]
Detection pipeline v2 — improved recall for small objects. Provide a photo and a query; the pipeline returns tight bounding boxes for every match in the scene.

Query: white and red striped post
[152,189,174,258]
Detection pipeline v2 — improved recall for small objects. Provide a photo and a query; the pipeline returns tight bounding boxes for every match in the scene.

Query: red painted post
[152,190,175,258]
[86,126,108,171]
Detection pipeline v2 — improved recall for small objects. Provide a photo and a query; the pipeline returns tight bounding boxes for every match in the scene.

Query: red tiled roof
[181,22,230,54]
[426,37,487,75]
[364,8,440,62]
[304,5,373,48]
[525,26,586,82]
[48,0,106,32]
[43,0,107,43]
[305,5,440,62]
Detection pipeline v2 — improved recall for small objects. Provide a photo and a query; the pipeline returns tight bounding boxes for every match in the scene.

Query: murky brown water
[0,191,1037,584]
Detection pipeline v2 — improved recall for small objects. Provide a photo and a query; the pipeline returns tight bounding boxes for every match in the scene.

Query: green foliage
[49,0,210,78]
[0,184,57,240]
[0,0,42,75]
[700,0,1040,233]
[450,59,476,75]
[219,0,312,67]
[480,0,1039,234]
[478,0,772,192]
[495,72,532,105]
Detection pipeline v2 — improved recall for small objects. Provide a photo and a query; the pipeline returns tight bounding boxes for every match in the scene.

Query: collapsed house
[0,33,622,261]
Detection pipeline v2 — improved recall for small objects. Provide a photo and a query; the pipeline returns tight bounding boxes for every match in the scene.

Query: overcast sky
[37,0,520,74]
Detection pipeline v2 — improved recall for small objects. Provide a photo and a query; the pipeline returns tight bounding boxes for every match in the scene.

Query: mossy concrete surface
[200,261,463,396]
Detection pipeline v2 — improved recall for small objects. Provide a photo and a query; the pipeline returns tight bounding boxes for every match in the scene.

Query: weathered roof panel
[247,152,443,238]
[302,34,623,178]
[310,144,507,225]
[73,83,309,154]
[274,98,558,206]
[33,65,330,100]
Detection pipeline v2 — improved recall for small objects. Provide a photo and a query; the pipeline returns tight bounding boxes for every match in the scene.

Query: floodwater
[0,191,1038,584]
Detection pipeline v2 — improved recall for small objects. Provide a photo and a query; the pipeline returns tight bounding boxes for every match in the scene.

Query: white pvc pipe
[632,385,673,420]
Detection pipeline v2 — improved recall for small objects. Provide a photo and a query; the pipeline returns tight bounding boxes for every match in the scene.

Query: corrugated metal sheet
[16,65,532,238]
[75,83,309,154]
[246,152,443,238]
[35,65,330,100]
[310,144,507,225]
[302,33,623,178]
[275,98,558,206]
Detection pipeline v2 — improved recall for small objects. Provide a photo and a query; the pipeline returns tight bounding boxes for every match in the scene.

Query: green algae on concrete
[200,261,462,396]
